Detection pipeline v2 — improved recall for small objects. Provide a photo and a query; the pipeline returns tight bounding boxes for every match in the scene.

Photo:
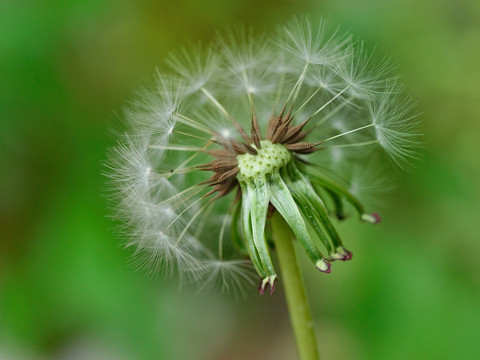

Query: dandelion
[107,17,419,360]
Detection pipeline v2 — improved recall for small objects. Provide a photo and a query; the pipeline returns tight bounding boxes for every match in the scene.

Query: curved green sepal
[326,189,345,220]
[281,167,334,254]
[239,182,267,278]
[305,167,367,219]
[230,200,248,255]
[268,172,329,271]
[288,164,344,249]
[247,177,277,277]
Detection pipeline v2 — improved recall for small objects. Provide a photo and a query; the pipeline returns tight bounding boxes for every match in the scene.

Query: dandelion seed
[107,17,420,295]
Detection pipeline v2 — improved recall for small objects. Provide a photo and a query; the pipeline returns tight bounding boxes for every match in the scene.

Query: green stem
[271,212,320,360]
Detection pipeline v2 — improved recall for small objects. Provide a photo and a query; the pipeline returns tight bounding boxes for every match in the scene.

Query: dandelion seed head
[107,16,420,294]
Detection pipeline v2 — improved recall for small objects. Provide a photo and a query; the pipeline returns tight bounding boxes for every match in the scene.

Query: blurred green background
[1,0,479,359]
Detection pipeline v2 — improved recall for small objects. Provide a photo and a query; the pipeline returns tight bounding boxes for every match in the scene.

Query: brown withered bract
[199,105,318,199]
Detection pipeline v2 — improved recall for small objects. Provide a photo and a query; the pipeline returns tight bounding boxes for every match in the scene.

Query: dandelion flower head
[107,18,420,295]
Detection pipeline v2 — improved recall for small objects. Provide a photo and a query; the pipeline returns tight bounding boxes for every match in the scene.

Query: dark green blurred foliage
[1,0,479,359]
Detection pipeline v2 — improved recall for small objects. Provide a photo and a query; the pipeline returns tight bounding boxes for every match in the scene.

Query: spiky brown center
[199,108,319,198]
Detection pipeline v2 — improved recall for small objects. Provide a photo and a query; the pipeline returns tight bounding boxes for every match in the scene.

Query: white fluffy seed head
[198,259,257,297]
[107,16,420,292]
[369,85,421,169]
[167,43,220,94]
[275,17,350,65]
[332,42,395,100]
[218,28,280,98]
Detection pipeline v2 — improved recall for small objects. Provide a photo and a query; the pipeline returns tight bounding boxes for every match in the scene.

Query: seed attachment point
[259,275,277,295]
[315,259,332,273]
[361,213,382,224]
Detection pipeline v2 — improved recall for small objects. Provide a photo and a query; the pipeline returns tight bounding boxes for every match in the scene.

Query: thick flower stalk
[107,18,419,295]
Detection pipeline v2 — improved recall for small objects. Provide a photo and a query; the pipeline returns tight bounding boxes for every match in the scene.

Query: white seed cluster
[237,140,291,181]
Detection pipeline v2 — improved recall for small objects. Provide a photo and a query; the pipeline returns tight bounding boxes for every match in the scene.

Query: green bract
[234,138,380,293]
